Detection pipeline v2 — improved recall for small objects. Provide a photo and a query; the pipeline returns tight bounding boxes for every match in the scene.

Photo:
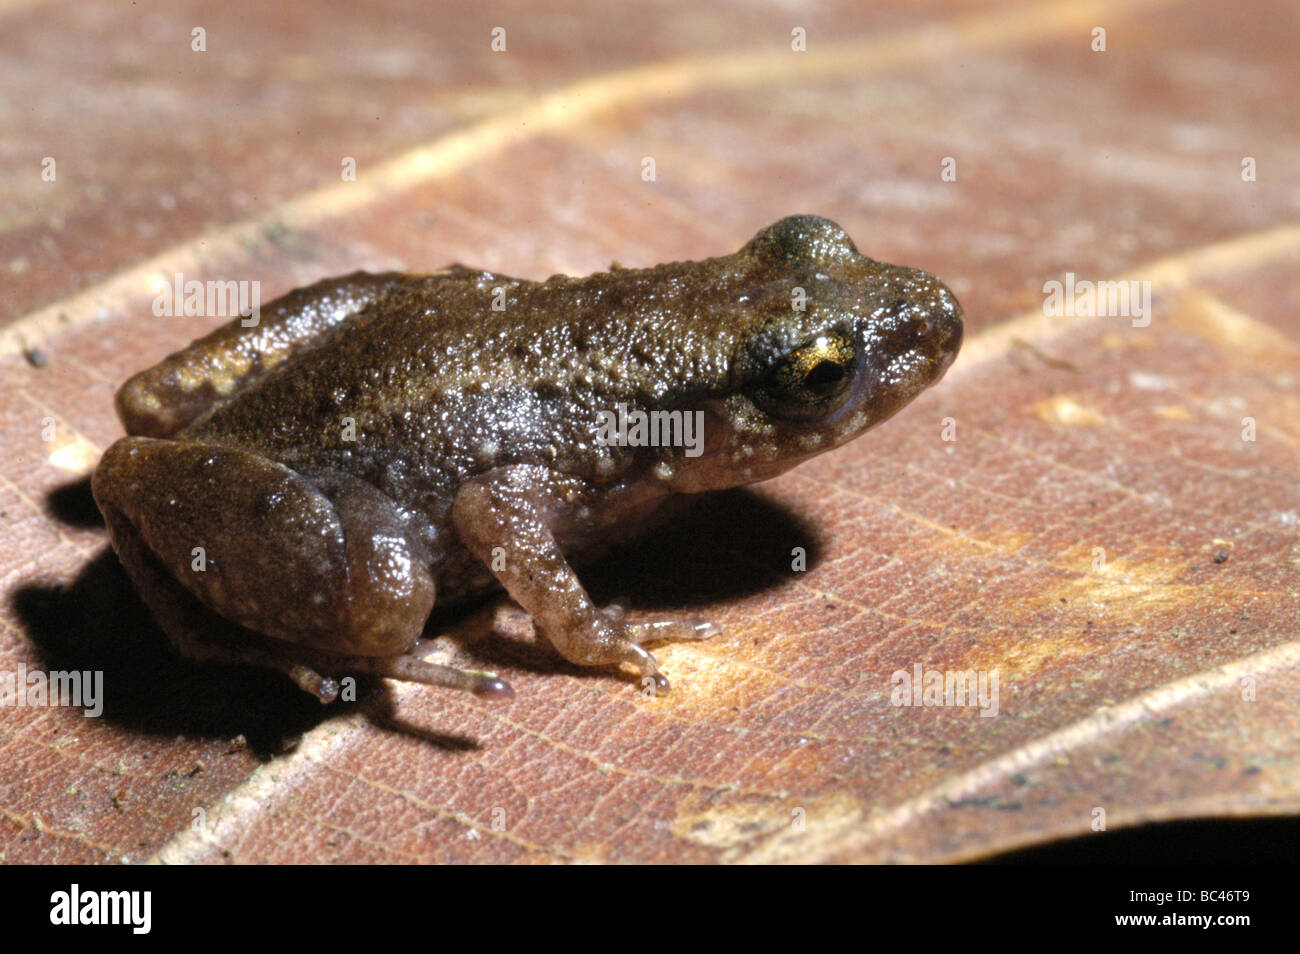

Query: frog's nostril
[939,305,963,355]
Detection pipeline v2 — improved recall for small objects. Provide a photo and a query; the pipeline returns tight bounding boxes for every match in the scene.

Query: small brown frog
[93,216,962,702]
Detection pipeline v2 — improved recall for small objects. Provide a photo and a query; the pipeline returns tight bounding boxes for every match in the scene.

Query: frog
[92,215,963,704]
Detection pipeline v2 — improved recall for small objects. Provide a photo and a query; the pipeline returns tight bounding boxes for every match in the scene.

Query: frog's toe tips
[650,672,670,695]
[692,620,723,640]
[475,676,515,702]
[289,663,340,703]
[317,678,341,704]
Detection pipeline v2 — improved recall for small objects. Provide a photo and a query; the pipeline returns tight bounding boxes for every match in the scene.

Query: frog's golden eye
[753,332,856,419]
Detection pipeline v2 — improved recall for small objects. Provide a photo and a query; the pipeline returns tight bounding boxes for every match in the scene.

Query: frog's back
[184,258,751,497]
[182,272,539,493]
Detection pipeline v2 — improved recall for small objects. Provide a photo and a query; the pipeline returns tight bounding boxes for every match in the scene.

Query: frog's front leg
[451,465,720,693]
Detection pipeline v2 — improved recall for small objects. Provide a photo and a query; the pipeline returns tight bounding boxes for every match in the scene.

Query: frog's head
[660,215,963,493]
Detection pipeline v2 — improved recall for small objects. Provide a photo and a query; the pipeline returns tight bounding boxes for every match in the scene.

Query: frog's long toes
[626,617,722,645]
[374,655,513,700]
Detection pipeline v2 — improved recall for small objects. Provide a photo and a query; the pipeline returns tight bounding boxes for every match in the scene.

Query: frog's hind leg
[326,652,513,700]
[116,271,405,438]
[81,505,502,706]
[94,489,349,703]
[93,436,510,701]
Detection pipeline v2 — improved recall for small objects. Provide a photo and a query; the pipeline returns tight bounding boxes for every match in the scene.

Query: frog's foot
[559,610,721,695]
[452,466,721,696]
[95,452,508,705]
[496,599,719,693]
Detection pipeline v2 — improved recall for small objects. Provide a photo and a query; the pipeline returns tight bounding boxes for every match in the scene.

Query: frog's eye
[751,332,856,420]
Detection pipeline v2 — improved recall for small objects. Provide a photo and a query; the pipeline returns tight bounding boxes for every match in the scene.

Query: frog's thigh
[117,271,404,438]
[93,495,348,699]
[93,437,434,657]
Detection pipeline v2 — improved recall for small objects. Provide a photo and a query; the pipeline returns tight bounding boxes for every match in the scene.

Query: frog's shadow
[17,478,823,753]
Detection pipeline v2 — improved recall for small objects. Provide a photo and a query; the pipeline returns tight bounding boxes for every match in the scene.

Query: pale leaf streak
[0,0,53,16]
[951,224,1300,375]
[697,541,1065,699]
[702,472,1293,688]
[549,608,990,753]
[1105,401,1300,466]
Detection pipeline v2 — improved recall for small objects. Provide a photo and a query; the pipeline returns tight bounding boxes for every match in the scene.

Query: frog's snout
[901,275,963,382]
[926,282,964,371]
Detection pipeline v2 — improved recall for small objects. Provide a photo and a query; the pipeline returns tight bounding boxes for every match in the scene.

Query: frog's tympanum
[93,216,963,703]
